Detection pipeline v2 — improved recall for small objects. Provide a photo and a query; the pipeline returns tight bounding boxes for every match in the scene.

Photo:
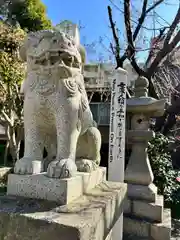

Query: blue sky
[42,0,179,62]
[42,0,110,43]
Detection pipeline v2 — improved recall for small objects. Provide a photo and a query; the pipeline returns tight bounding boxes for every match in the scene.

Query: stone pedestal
[7,167,106,204]
[124,76,171,240]
[1,167,127,240]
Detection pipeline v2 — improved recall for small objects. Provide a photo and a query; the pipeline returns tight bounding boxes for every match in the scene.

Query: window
[90,103,110,125]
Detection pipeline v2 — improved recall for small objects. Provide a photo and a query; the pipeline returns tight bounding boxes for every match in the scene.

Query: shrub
[148,133,180,206]
[0,22,25,163]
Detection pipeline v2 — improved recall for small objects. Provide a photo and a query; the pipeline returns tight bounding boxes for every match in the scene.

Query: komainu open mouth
[34,50,80,69]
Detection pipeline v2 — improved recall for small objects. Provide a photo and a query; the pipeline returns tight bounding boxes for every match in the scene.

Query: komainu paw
[14,158,42,175]
[76,159,98,173]
[47,158,77,179]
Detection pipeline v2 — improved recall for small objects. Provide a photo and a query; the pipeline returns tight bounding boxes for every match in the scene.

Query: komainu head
[20,30,83,76]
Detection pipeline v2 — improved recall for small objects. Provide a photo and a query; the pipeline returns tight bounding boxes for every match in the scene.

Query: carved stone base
[124,195,164,223]
[123,209,171,240]
[123,183,171,240]
[7,167,106,204]
[0,181,127,240]
[127,183,157,202]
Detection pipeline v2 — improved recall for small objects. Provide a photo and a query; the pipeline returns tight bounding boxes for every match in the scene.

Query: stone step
[124,195,164,222]
[123,208,171,240]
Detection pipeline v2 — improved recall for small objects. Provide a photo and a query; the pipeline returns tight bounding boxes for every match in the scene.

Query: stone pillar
[108,68,127,182]
[108,68,127,240]
[124,76,172,240]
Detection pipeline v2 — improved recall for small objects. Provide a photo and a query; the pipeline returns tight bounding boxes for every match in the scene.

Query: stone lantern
[125,76,165,188]
[124,76,171,240]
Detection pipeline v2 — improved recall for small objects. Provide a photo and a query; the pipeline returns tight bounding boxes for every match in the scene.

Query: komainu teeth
[32,51,80,68]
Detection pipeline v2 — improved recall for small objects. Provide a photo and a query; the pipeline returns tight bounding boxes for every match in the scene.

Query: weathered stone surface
[132,195,164,222]
[127,183,157,202]
[124,76,171,240]
[125,77,166,189]
[123,218,180,240]
[123,233,148,240]
[77,167,106,192]
[15,28,101,179]
[7,173,82,204]
[0,181,127,240]
[150,208,171,240]
[123,216,150,238]
[127,98,165,115]
[7,167,106,204]
[124,198,131,214]
[124,208,171,240]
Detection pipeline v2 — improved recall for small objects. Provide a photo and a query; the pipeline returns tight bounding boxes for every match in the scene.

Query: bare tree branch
[164,7,180,45]
[108,5,123,68]
[109,0,166,66]
[108,0,180,98]
[132,0,148,40]
[148,29,180,77]
[146,0,164,14]
[123,0,147,76]
[109,0,168,31]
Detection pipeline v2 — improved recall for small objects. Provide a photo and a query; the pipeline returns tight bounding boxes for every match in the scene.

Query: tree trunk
[148,76,158,99]
[7,125,18,164]
[3,141,9,166]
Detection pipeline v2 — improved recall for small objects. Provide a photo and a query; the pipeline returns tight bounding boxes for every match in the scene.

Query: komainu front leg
[14,96,45,175]
[76,127,101,172]
[14,126,44,175]
[47,122,80,178]
[43,131,57,172]
[47,97,81,179]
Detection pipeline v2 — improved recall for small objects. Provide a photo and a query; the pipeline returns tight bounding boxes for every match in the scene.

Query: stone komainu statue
[14,29,101,178]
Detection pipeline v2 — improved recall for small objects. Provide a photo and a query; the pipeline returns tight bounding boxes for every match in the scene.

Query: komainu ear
[79,45,86,65]
[19,31,42,62]
[19,34,31,62]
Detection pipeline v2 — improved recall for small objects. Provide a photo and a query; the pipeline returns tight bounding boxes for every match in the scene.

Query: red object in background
[175,136,180,141]
[176,177,180,182]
